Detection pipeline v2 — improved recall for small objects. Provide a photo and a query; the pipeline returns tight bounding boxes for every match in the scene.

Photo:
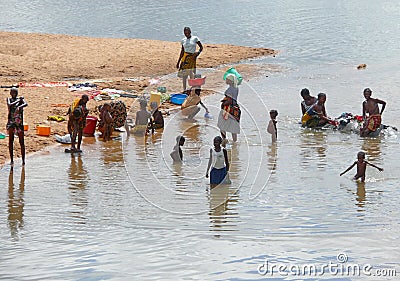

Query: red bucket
[83,116,98,136]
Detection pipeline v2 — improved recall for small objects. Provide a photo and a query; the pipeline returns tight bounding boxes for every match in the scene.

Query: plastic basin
[188,77,206,87]
[170,93,188,105]
[223,67,243,85]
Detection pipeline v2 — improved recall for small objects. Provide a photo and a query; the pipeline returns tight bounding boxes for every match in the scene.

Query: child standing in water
[206,136,230,187]
[7,88,28,166]
[98,103,113,141]
[340,151,383,182]
[267,109,278,142]
[170,135,185,163]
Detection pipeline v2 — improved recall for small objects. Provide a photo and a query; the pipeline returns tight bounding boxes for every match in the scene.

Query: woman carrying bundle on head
[217,74,241,144]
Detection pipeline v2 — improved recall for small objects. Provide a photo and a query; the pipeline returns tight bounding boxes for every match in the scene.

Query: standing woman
[176,27,203,91]
[217,74,241,143]
[7,88,28,166]
[206,136,230,187]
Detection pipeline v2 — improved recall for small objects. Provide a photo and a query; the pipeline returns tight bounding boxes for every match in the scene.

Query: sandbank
[0,31,277,165]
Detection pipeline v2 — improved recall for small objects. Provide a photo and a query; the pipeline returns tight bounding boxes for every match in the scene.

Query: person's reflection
[361,138,382,162]
[8,167,25,239]
[299,130,327,169]
[355,181,366,212]
[68,155,88,223]
[149,129,163,145]
[208,184,238,235]
[102,139,124,166]
[226,143,240,184]
[267,143,278,173]
[180,121,202,166]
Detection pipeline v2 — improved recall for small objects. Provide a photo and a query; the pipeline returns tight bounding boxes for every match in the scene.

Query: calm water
[1,1,400,280]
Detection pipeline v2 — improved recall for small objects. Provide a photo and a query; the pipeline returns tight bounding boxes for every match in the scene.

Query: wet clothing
[210,167,227,185]
[210,149,228,185]
[217,86,241,134]
[6,97,24,133]
[301,99,317,113]
[365,114,382,132]
[69,98,88,130]
[151,110,164,129]
[267,119,277,142]
[301,106,320,128]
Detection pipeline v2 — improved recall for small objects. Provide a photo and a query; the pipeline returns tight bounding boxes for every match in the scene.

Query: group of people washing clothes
[300,87,386,137]
[65,95,129,152]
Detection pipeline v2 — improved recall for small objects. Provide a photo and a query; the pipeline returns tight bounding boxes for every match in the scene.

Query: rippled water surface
[1,1,400,280]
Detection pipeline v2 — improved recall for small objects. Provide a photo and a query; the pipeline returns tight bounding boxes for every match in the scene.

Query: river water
[1,1,399,280]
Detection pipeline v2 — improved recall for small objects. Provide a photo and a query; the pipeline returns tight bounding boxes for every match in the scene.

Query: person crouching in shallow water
[340,151,383,182]
[132,99,151,136]
[148,101,164,133]
[360,88,386,137]
[7,88,28,166]
[206,136,230,187]
[301,93,336,128]
[267,110,278,142]
[170,135,185,163]
[181,87,209,119]
[98,103,113,141]
[67,94,89,152]
[300,88,317,116]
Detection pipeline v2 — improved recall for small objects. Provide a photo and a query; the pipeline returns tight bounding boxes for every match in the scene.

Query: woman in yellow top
[176,27,203,91]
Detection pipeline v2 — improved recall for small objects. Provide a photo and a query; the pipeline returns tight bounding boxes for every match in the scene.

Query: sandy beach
[0,31,277,165]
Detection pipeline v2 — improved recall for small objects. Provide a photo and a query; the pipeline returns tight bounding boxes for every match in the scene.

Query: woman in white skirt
[217,74,241,143]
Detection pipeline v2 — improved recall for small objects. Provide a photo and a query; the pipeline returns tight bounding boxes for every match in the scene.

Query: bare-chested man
[360,88,386,137]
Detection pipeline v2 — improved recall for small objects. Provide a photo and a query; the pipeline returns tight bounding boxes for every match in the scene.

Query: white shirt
[211,149,226,169]
[181,36,200,53]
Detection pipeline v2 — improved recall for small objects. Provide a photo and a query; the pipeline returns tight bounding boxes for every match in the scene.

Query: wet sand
[0,31,277,165]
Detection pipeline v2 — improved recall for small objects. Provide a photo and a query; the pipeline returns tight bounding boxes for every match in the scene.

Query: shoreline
[0,31,278,166]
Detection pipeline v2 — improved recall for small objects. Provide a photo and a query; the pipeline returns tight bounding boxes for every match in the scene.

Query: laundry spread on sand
[68,82,98,92]
[47,115,66,122]
[18,82,69,88]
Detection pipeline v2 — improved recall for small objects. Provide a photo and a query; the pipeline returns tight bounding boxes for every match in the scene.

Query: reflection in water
[67,155,88,223]
[267,143,278,173]
[207,143,240,234]
[180,120,202,168]
[361,138,382,162]
[356,181,366,212]
[299,130,327,169]
[8,167,25,239]
[208,184,239,235]
[101,137,124,166]
[172,163,186,191]
[226,144,240,184]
